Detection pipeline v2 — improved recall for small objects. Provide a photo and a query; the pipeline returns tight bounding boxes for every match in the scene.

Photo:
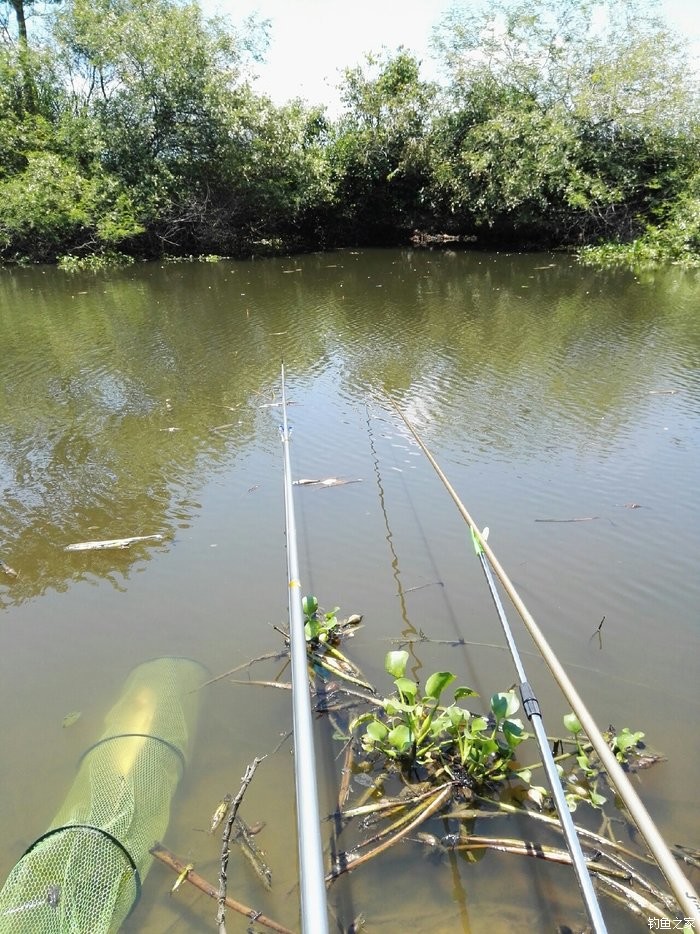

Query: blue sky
[203,0,700,112]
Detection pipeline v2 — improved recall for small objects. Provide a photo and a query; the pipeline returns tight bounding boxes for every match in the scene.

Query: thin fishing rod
[279,364,329,934]
[471,526,606,933]
[389,399,700,928]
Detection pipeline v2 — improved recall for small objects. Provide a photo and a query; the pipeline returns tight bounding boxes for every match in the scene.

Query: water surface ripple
[0,251,698,932]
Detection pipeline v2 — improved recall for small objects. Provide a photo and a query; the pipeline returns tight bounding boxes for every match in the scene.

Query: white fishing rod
[279,364,329,934]
[390,398,700,928]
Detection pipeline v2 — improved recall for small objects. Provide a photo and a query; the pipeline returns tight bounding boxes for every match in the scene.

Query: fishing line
[365,397,476,927]
[364,400,414,634]
[367,393,488,698]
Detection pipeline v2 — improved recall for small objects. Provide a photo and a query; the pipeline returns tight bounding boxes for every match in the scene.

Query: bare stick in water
[217,756,266,933]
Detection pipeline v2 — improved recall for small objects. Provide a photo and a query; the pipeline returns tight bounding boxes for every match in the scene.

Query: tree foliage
[430,0,700,247]
[328,50,437,238]
[0,0,697,265]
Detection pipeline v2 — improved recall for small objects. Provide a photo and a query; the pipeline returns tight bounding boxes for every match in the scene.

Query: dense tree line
[1,0,698,266]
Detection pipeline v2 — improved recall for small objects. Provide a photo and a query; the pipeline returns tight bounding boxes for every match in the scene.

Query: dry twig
[217,757,266,933]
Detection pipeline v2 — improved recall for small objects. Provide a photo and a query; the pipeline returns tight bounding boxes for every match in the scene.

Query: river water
[0,249,698,932]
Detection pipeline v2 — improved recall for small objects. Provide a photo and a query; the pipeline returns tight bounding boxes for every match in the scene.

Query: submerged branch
[150,843,293,934]
[197,651,288,690]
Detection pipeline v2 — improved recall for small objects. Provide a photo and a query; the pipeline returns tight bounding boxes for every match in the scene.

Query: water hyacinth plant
[349,650,528,789]
[559,713,648,812]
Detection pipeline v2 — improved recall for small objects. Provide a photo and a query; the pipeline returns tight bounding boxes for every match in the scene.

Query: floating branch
[0,559,19,579]
[197,651,288,690]
[64,534,165,551]
[534,517,598,523]
[293,478,362,487]
[230,678,291,690]
[403,580,444,594]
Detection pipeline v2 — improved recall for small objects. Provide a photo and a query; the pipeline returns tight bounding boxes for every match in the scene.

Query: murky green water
[1,249,699,932]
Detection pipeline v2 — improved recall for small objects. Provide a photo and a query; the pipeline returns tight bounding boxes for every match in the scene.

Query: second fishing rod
[388,396,700,929]
[470,524,607,934]
[386,401,607,932]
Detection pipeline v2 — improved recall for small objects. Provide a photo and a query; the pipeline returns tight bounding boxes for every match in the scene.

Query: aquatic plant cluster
[161,592,696,930]
[1,0,698,268]
[350,650,526,788]
[294,595,692,928]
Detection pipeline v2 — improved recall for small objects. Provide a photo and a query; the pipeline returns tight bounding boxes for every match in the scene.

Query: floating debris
[534,517,598,523]
[64,534,165,552]
[0,559,19,579]
[403,581,444,595]
[209,422,236,431]
[62,711,82,729]
[292,478,362,488]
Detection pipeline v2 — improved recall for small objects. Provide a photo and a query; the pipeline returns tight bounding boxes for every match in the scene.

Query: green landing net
[0,656,205,934]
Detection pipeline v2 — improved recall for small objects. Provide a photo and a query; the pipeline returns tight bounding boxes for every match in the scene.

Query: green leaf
[614,728,644,752]
[385,650,409,679]
[491,691,520,720]
[425,671,456,700]
[576,753,591,772]
[491,691,520,719]
[470,717,488,733]
[490,693,508,720]
[429,713,452,735]
[305,618,322,641]
[454,686,478,700]
[589,791,608,808]
[349,712,376,732]
[302,595,318,617]
[563,713,582,734]
[383,698,417,714]
[446,705,467,728]
[388,724,413,753]
[394,677,417,700]
[502,718,525,747]
[366,720,389,742]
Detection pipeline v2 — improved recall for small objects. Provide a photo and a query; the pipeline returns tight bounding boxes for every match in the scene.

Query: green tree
[53,0,247,248]
[431,0,700,246]
[329,50,437,240]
